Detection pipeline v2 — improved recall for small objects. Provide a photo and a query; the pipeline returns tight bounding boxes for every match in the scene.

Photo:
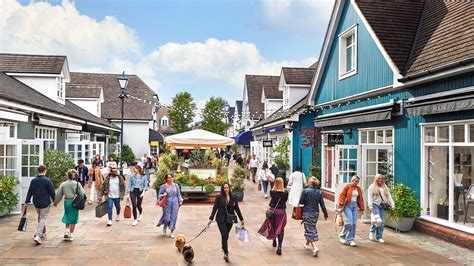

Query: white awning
[39,117,82,131]
[0,109,28,122]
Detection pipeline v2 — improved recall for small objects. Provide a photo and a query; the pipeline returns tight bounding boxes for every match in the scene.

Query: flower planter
[181,186,203,192]
[214,186,221,192]
[234,190,244,202]
[385,217,416,232]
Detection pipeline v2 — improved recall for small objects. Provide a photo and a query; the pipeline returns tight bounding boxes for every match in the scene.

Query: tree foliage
[44,150,75,188]
[272,138,290,170]
[201,97,227,135]
[122,145,136,164]
[168,92,196,133]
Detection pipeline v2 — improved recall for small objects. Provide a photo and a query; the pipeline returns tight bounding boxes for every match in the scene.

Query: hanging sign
[262,140,273,147]
[328,134,344,146]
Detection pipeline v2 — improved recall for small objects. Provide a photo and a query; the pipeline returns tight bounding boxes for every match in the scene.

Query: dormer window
[161,117,169,126]
[56,76,64,99]
[339,25,357,79]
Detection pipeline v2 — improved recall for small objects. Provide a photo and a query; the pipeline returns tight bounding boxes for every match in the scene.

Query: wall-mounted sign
[328,134,344,146]
[189,168,217,179]
[262,140,273,147]
[150,141,159,146]
[66,133,81,142]
[264,125,285,134]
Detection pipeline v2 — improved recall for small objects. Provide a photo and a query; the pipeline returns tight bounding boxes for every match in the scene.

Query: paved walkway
[0,175,470,265]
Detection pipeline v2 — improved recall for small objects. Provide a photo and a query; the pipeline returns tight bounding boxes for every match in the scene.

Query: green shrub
[0,176,19,214]
[388,183,422,218]
[273,138,290,170]
[122,145,136,164]
[231,165,245,192]
[175,173,190,186]
[152,153,175,189]
[204,184,215,194]
[44,150,75,188]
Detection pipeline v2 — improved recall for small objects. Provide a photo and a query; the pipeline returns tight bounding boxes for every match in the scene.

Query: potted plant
[231,165,245,202]
[0,176,19,217]
[272,138,290,179]
[385,183,422,232]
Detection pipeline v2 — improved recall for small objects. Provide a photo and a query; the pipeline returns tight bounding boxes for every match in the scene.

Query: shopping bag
[235,226,250,243]
[95,201,108,218]
[124,200,132,219]
[370,213,382,227]
[156,195,167,207]
[17,207,28,231]
[257,182,262,192]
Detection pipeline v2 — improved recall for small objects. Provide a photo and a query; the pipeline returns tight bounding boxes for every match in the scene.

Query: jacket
[258,168,275,182]
[338,183,365,211]
[127,174,148,193]
[54,180,85,204]
[88,167,103,189]
[209,194,244,223]
[74,165,89,185]
[25,175,55,209]
[299,187,328,218]
[102,174,126,199]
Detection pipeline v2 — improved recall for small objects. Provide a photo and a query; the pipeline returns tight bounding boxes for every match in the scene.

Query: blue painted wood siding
[314,1,393,105]
[293,112,314,177]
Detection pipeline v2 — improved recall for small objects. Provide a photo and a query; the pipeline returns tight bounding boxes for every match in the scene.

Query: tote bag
[95,201,108,218]
[124,200,132,219]
[17,207,28,231]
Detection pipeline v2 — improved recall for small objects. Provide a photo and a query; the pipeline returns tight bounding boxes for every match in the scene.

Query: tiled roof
[227,106,235,124]
[66,84,102,98]
[0,72,118,130]
[157,106,175,134]
[251,96,308,129]
[282,67,316,85]
[0,53,66,74]
[70,72,157,120]
[245,75,279,120]
[235,100,243,118]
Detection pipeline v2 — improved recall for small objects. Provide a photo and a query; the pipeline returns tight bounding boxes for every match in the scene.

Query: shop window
[376,130,384,143]
[386,130,393,144]
[470,125,474,142]
[368,131,375,143]
[438,126,449,143]
[453,125,465,143]
[360,128,393,145]
[0,144,17,177]
[34,127,56,151]
[426,146,449,221]
[424,127,435,143]
[361,131,367,144]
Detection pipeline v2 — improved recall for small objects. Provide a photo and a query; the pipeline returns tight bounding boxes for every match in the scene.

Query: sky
[1,0,334,112]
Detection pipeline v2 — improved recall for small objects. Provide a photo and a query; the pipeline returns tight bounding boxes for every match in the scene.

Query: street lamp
[117,71,128,176]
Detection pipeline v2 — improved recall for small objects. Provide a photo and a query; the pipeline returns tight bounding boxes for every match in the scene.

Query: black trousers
[130,188,143,220]
[217,222,233,255]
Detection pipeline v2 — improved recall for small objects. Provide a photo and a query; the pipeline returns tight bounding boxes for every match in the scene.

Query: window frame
[56,76,64,99]
[34,126,57,150]
[338,25,358,80]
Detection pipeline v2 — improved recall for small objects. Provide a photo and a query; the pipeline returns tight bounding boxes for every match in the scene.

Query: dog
[182,245,194,263]
[175,234,186,253]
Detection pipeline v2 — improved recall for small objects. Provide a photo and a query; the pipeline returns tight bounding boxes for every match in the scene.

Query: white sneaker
[132,220,138,226]
[303,244,310,250]
[115,216,120,221]
[349,241,356,247]
[170,234,176,239]
[33,235,42,245]
[312,248,319,257]
[63,230,70,239]
[161,226,167,236]
[264,194,268,198]
[67,234,75,241]
[138,213,142,221]
[107,220,112,226]
[369,231,375,241]
[339,238,347,245]
[378,239,385,243]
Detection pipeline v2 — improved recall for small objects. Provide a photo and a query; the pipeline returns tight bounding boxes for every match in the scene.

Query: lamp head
[118,71,128,89]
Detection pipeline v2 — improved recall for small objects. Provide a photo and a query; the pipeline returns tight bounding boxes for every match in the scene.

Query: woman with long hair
[87,161,103,204]
[53,169,85,241]
[258,178,288,255]
[368,174,394,243]
[93,154,104,168]
[257,162,275,198]
[157,173,183,238]
[126,165,148,226]
[337,175,364,247]
[209,182,244,262]
[299,177,328,256]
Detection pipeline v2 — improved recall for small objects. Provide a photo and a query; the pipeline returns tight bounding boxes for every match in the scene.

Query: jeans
[217,222,233,255]
[130,188,143,220]
[340,201,358,242]
[107,197,121,220]
[370,203,386,240]
[35,206,50,238]
[261,180,274,194]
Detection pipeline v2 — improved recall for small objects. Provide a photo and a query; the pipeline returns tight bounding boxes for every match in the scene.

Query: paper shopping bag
[235,226,250,242]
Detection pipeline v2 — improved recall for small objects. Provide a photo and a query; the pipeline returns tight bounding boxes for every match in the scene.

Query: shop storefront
[65,132,105,164]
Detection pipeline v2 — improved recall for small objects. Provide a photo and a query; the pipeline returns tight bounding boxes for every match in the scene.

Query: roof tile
[0,53,66,74]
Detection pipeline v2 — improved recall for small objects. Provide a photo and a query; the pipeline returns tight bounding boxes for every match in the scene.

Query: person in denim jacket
[126,165,148,226]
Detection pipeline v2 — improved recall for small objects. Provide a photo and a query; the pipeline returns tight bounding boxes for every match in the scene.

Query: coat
[87,167,103,190]
[287,171,305,207]
[101,174,126,200]
[209,194,244,223]
[338,183,365,212]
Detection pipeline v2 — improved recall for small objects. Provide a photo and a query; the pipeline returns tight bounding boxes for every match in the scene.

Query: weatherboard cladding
[66,84,102,98]
[0,53,66,74]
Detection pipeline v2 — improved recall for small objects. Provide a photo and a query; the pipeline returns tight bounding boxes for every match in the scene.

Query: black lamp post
[117,71,129,175]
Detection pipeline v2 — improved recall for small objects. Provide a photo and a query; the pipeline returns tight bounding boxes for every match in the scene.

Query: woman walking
[93,154,104,168]
[157,173,183,238]
[299,177,328,257]
[126,165,148,226]
[106,156,117,170]
[287,165,306,207]
[208,182,245,262]
[102,167,126,226]
[337,175,364,247]
[258,162,275,198]
[368,174,394,243]
[258,178,288,255]
[53,169,85,241]
[87,161,103,204]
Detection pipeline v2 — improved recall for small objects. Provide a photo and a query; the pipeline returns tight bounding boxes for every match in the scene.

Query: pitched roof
[282,67,316,85]
[251,96,308,129]
[70,72,157,120]
[0,72,118,130]
[309,61,319,69]
[66,84,102,98]
[235,100,243,118]
[0,53,66,74]
[227,107,235,124]
[245,75,279,120]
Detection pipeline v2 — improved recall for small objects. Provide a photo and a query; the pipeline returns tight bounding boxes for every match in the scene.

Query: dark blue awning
[235,131,252,145]
[264,125,285,134]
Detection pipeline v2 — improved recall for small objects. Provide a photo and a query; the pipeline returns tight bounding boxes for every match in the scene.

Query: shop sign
[189,168,217,179]
[262,140,273,147]
[264,125,285,134]
[66,133,81,142]
[328,134,344,146]
[150,141,159,146]
[243,144,250,148]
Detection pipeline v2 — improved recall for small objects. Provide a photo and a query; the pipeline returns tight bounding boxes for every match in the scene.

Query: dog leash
[186,225,210,244]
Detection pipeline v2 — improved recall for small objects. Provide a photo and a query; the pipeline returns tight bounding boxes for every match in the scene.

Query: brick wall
[414,219,474,250]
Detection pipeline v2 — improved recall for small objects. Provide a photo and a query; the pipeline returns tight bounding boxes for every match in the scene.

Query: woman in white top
[368,174,394,243]
[287,165,306,207]
[257,162,275,198]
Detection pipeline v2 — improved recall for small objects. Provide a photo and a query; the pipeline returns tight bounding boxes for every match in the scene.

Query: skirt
[303,214,318,241]
[62,199,79,224]
[258,208,287,240]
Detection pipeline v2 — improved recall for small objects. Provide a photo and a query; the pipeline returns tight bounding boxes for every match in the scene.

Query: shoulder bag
[379,191,393,211]
[292,206,303,220]
[17,207,28,231]
[265,195,281,219]
[225,199,238,224]
[72,182,86,210]
[124,199,132,218]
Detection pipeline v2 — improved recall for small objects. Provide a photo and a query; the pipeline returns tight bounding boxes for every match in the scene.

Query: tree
[201,97,227,135]
[44,150,75,188]
[122,145,136,164]
[168,92,196,133]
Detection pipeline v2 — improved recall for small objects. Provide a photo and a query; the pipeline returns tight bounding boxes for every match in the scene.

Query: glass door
[21,140,43,203]
[335,145,360,184]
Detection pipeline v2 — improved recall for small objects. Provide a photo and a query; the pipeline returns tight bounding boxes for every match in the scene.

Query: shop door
[335,145,360,184]
[21,140,43,203]
[361,145,393,195]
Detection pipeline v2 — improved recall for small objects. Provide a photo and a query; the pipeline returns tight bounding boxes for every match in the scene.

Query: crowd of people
[23,153,395,263]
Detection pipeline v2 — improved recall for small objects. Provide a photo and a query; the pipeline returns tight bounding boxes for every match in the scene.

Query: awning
[39,117,82,130]
[264,125,285,134]
[314,102,395,127]
[0,108,28,122]
[406,94,474,116]
[235,131,252,145]
[149,129,164,143]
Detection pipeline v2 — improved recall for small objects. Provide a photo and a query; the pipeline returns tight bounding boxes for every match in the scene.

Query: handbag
[157,195,167,207]
[335,208,344,226]
[17,207,28,231]
[258,182,262,191]
[379,191,393,211]
[265,196,281,219]
[124,199,132,219]
[95,201,108,218]
[235,226,250,242]
[292,206,303,220]
[72,182,86,210]
[225,201,238,224]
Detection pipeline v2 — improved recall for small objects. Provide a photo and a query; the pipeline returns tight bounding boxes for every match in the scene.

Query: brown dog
[175,234,186,253]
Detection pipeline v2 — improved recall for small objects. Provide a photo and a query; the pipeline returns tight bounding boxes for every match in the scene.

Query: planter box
[234,190,244,202]
[181,186,203,192]
[385,217,416,232]
[214,186,221,192]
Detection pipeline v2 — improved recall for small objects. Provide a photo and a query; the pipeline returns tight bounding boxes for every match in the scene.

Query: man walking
[102,166,126,226]
[24,165,55,245]
[249,154,259,183]
[75,159,89,187]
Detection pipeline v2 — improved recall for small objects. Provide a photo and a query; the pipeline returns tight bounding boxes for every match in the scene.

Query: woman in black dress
[209,182,245,262]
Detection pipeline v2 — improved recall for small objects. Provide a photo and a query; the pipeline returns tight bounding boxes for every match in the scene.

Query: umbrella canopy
[164,129,235,148]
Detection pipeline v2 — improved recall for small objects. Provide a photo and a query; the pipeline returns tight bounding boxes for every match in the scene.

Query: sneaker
[138,213,142,221]
[339,238,347,245]
[87,200,92,204]
[369,231,375,241]
[223,254,229,262]
[170,234,176,239]
[378,239,385,243]
[67,234,75,241]
[132,220,138,226]
[115,216,120,221]
[264,194,268,198]
[63,230,70,239]
[303,244,311,250]
[107,220,112,226]
[312,248,320,257]
[349,241,356,247]
[33,235,42,245]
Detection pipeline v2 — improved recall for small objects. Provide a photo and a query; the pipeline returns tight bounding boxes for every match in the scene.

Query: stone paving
[0,175,470,265]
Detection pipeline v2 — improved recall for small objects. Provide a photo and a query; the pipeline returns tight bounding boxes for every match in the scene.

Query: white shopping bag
[235,226,250,242]
[371,213,382,227]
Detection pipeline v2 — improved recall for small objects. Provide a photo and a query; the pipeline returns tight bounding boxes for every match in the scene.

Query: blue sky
[5,0,334,110]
